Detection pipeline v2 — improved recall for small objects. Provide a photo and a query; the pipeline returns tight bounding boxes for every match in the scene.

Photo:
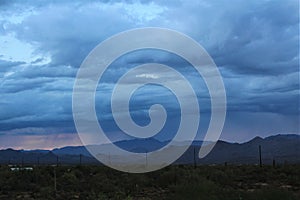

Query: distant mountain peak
[265,133,300,140]
[245,136,263,144]
[0,133,299,165]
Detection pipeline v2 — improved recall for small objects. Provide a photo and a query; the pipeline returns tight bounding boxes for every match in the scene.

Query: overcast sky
[0,0,299,149]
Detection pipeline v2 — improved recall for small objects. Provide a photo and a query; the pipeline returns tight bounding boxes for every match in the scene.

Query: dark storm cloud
[0,60,25,72]
[5,1,135,67]
[223,70,299,115]
[17,64,76,79]
[0,0,298,142]
[203,0,299,76]
[1,77,53,93]
[0,86,74,133]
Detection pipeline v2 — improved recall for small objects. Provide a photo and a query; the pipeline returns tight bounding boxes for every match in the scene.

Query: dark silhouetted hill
[0,134,299,165]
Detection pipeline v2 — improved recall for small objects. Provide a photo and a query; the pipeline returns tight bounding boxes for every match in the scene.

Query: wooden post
[108,152,111,166]
[259,145,262,167]
[193,147,197,168]
[79,154,82,166]
[53,167,57,197]
[146,151,148,168]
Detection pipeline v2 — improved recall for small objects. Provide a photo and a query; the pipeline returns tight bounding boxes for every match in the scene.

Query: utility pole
[259,145,262,167]
[53,167,57,197]
[193,147,197,168]
[108,153,111,166]
[145,150,148,169]
[56,155,59,167]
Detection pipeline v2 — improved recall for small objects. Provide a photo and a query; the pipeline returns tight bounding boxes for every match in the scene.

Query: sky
[0,0,299,150]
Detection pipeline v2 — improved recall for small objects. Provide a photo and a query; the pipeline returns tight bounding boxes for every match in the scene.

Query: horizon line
[1,132,299,151]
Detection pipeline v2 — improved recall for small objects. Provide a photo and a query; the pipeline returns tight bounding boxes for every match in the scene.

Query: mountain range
[0,134,299,166]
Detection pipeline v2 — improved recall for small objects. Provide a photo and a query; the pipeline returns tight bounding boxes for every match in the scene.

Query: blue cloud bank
[0,0,298,149]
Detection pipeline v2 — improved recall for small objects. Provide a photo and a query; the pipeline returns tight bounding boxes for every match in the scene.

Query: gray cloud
[0,0,298,143]
[0,60,25,72]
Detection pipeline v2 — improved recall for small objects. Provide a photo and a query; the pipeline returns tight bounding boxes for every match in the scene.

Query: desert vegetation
[0,164,299,200]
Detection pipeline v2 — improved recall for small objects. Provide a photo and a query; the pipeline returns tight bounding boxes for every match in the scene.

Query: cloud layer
[0,0,299,148]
